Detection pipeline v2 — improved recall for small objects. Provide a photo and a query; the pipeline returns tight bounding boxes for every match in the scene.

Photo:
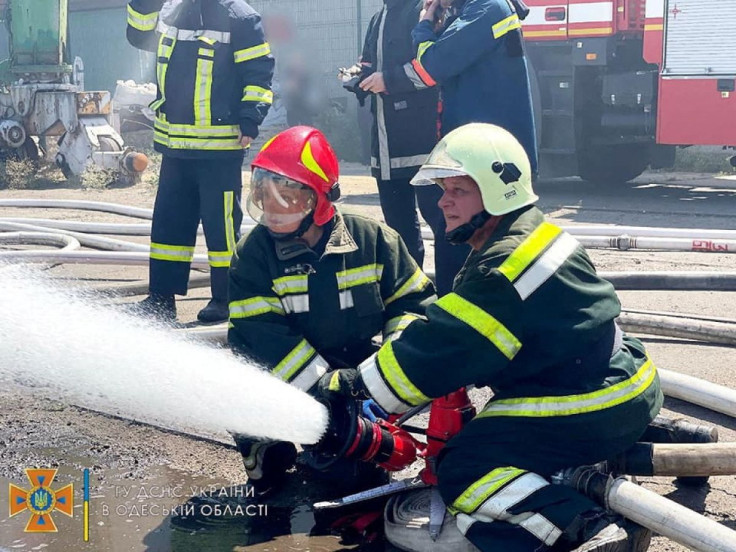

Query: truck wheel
[578,144,650,185]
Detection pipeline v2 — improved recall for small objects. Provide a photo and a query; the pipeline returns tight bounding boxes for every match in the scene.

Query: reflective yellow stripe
[154,118,240,137]
[385,268,432,306]
[127,5,158,31]
[336,264,384,290]
[234,42,271,63]
[274,339,316,382]
[194,44,214,126]
[479,359,657,418]
[224,191,237,254]
[151,32,176,111]
[416,40,433,63]
[377,340,430,407]
[241,86,273,104]
[451,467,525,513]
[498,222,561,282]
[492,14,522,39]
[229,296,284,318]
[435,293,521,360]
[272,275,309,295]
[208,251,232,268]
[383,314,421,338]
[149,242,195,262]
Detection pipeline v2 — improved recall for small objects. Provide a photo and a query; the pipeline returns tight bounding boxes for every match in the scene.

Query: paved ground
[1,166,735,551]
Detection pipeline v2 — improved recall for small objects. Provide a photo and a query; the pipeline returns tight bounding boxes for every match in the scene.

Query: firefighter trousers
[436,406,653,551]
[376,178,469,296]
[149,155,243,301]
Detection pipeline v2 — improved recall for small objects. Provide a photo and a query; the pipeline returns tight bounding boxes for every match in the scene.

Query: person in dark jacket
[405,0,538,174]
[127,0,274,323]
[353,0,469,295]
[319,124,662,552]
[227,126,436,495]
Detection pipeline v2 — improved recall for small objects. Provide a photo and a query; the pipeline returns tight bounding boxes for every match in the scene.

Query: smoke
[0,263,328,444]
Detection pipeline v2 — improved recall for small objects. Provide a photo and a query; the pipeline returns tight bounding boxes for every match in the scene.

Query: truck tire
[578,144,650,185]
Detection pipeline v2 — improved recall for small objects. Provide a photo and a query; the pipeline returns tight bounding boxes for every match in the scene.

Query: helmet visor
[247,168,317,229]
[410,167,469,187]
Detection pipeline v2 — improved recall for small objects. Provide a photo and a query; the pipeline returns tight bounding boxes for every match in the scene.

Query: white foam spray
[0,264,328,444]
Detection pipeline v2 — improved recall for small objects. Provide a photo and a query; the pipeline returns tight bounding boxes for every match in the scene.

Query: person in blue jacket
[403,0,538,175]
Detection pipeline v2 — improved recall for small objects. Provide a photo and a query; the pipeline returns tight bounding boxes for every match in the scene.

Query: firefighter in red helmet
[227,126,436,495]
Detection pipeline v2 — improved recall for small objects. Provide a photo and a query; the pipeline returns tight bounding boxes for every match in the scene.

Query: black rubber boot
[196,299,229,323]
[232,434,297,498]
[132,293,176,323]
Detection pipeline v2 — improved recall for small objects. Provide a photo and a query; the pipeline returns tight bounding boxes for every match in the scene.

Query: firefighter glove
[318,369,371,401]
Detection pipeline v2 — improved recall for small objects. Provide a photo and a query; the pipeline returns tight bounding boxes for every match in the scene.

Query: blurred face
[437,175,484,232]
[247,168,316,234]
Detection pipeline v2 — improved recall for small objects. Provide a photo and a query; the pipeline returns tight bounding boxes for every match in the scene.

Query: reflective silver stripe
[127,5,158,31]
[157,21,231,43]
[154,118,240,136]
[281,294,310,314]
[151,29,176,111]
[229,296,284,318]
[383,314,421,341]
[149,243,194,262]
[371,154,430,170]
[513,233,579,300]
[234,42,271,63]
[478,359,657,418]
[241,86,273,103]
[338,290,354,310]
[208,251,231,268]
[375,7,391,181]
[455,513,478,536]
[195,45,214,126]
[385,268,432,306]
[402,61,430,90]
[336,264,384,289]
[513,513,562,546]
[273,339,316,382]
[471,473,562,546]
[224,191,236,254]
[272,275,309,295]
[154,132,242,150]
[359,355,409,414]
[291,356,330,392]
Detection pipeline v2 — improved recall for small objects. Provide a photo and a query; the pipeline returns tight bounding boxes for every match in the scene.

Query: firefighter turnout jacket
[127,0,274,158]
[405,0,538,173]
[228,210,437,391]
[359,206,662,425]
[361,0,439,181]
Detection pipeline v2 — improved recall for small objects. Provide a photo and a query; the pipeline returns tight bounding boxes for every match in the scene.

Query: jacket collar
[273,210,358,261]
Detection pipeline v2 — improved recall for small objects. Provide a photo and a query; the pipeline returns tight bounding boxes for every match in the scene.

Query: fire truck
[522,0,736,182]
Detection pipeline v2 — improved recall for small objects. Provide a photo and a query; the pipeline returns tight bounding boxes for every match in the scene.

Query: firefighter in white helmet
[320,123,662,551]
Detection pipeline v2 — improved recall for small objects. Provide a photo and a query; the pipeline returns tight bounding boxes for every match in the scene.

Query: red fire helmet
[251,126,340,226]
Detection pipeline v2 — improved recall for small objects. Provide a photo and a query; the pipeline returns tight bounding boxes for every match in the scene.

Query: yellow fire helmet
[411,123,538,216]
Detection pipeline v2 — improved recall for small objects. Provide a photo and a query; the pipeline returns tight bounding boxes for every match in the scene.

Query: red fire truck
[522,0,736,182]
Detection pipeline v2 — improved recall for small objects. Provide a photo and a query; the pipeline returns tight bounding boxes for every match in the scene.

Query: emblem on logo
[9,468,74,532]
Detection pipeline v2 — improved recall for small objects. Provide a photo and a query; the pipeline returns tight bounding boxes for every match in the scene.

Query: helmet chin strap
[445,210,491,244]
[267,212,316,241]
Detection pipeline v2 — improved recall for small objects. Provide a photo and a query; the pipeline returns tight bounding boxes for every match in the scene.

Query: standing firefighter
[127,0,274,323]
[227,126,436,494]
[406,0,538,174]
[350,0,468,296]
[320,124,662,551]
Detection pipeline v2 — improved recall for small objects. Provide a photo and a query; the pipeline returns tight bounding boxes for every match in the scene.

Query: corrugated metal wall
[69,7,155,93]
